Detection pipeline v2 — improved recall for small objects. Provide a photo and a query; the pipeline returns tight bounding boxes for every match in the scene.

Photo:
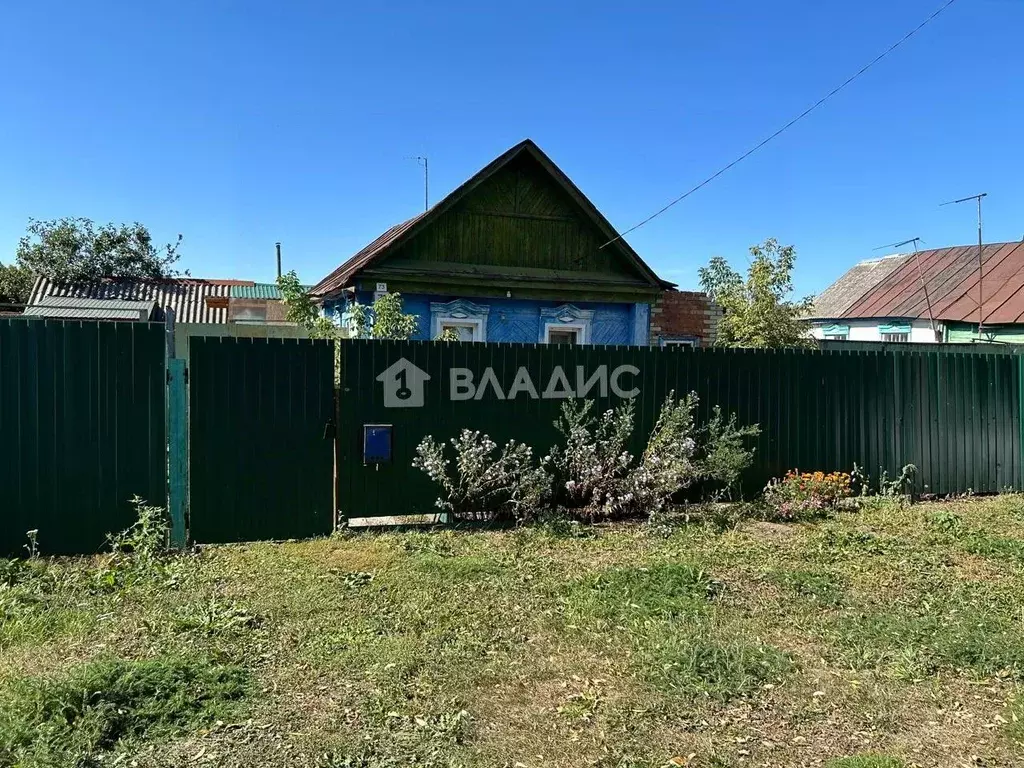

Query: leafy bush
[414,395,759,524]
[698,406,761,499]
[550,392,759,521]
[0,657,247,765]
[763,470,852,521]
[547,398,636,518]
[412,430,549,522]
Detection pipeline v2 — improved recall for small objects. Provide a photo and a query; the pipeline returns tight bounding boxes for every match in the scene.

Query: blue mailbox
[363,424,393,464]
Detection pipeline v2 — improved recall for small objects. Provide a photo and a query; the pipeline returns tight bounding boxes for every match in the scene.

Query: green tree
[276,271,427,341]
[15,218,182,284]
[348,292,418,340]
[276,271,341,339]
[0,261,34,306]
[698,238,813,348]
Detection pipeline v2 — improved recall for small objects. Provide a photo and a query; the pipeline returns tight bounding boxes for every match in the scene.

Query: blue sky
[1,0,1021,297]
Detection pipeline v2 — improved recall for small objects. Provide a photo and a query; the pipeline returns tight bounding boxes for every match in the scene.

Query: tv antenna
[941,193,987,338]
[874,237,936,338]
[407,156,429,211]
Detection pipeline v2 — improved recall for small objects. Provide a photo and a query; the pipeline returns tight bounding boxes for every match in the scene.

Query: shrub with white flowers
[412,430,549,522]
[546,399,635,518]
[549,391,760,520]
[414,393,759,523]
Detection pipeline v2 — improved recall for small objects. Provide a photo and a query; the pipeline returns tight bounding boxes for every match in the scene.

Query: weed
[535,508,596,538]
[825,756,904,768]
[1004,695,1024,751]
[95,496,175,592]
[342,571,374,588]
[0,656,248,766]
[829,586,1024,679]
[569,563,714,624]
[768,568,845,606]
[172,599,261,637]
[646,624,792,700]
[0,559,87,648]
[22,530,39,560]
[927,509,965,534]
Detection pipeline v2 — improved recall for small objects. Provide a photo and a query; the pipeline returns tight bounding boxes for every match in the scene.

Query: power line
[601,0,962,248]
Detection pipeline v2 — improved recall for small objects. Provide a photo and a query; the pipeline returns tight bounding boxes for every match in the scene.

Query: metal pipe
[977,196,985,339]
[275,242,282,280]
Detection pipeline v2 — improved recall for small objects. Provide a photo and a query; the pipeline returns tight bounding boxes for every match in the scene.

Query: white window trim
[429,299,490,342]
[539,304,595,345]
[437,317,485,341]
[544,322,588,345]
[661,337,698,347]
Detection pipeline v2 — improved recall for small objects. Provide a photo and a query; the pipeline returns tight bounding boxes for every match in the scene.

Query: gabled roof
[809,254,910,319]
[312,139,669,297]
[29,277,250,324]
[810,241,1024,324]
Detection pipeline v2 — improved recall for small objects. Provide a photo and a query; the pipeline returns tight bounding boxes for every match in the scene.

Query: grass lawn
[3,496,1024,767]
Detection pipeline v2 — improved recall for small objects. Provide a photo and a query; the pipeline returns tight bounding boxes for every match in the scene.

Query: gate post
[167,358,188,548]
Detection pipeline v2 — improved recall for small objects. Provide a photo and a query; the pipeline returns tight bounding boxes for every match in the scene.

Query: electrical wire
[601,0,962,248]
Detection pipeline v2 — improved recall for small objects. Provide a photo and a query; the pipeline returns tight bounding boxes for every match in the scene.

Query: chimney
[275,242,282,280]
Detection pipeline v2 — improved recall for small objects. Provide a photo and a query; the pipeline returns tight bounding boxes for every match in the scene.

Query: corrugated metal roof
[230,282,280,299]
[229,282,309,299]
[23,296,157,321]
[28,277,247,324]
[833,242,1024,324]
[809,254,910,319]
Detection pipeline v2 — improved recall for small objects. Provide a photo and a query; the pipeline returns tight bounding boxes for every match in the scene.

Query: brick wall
[649,290,720,346]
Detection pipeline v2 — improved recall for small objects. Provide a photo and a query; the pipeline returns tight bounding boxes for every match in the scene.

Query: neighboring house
[650,290,720,347]
[311,139,673,346]
[228,282,303,324]
[809,241,1024,343]
[27,277,297,325]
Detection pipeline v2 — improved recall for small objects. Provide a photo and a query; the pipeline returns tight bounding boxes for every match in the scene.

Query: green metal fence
[337,341,1023,518]
[188,336,335,544]
[0,318,167,555]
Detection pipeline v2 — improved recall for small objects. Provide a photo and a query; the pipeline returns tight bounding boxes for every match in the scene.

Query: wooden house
[311,139,674,345]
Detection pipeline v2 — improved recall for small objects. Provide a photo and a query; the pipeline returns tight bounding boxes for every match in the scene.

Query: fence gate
[188,337,335,544]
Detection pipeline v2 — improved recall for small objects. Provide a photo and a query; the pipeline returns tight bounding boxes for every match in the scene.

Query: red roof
[823,242,1024,324]
[310,139,669,297]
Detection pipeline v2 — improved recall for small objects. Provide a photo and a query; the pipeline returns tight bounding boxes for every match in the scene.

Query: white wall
[810,320,941,343]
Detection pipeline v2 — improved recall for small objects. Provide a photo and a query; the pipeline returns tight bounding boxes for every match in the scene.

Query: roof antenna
[941,193,987,339]
[874,237,936,339]
[406,156,429,211]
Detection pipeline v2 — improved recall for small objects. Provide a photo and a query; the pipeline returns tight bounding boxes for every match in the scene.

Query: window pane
[548,329,578,345]
[442,323,475,342]
[881,332,909,343]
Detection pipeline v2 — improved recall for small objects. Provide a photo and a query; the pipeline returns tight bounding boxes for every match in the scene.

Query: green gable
[315,140,667,303]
